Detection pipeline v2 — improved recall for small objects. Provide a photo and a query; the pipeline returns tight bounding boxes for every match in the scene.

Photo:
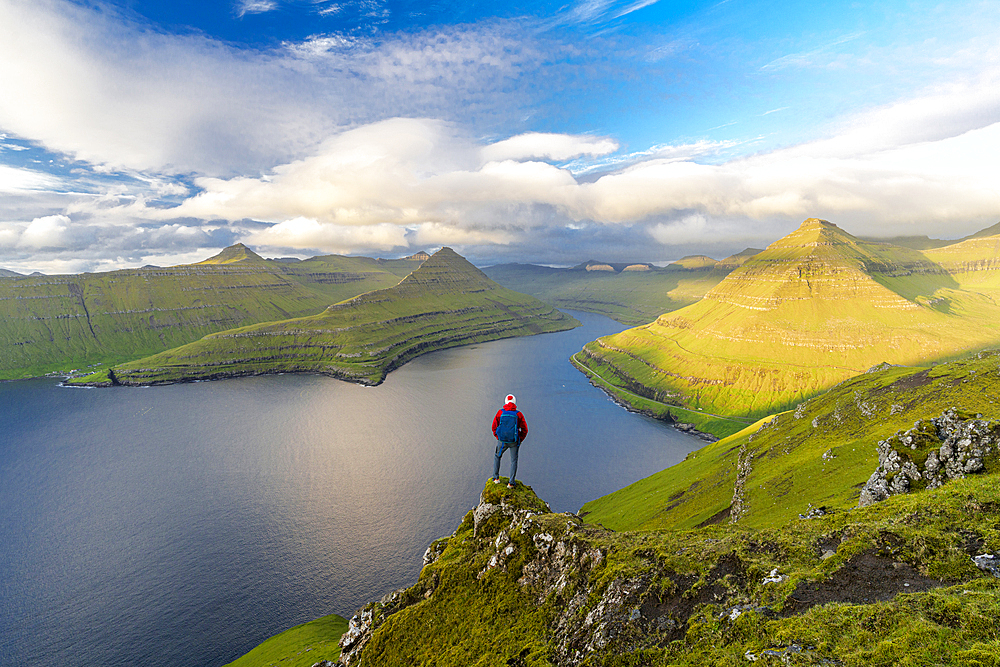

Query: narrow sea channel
[0,311,702,667]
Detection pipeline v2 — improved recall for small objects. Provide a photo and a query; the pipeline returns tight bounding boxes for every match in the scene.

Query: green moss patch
[222,614,347,667]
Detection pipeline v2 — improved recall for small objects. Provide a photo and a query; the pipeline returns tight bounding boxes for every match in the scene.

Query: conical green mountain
[575,219,1000,429]
[196,242,266,264]
[96,247,578,386]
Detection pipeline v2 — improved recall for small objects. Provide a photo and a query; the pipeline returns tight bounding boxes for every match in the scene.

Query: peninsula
[72,248,577,386]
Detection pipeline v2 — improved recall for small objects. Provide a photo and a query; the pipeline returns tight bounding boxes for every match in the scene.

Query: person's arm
[492,410,501,438]
[517,412,528,443]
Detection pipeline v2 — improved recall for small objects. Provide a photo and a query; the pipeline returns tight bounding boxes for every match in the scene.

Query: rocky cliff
[859,408,1000,506]
[330,475,1000,666]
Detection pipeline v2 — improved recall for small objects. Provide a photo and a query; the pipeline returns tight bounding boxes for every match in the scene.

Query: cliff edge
[332,475,1000,666]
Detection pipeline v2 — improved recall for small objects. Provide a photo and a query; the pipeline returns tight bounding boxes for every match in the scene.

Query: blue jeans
[493,441,519,483]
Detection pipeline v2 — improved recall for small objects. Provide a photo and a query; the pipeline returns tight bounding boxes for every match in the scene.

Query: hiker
[491,393,528,488]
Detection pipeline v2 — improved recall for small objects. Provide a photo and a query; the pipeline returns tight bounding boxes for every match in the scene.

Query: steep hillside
[78,248,577,386]
[574,219,1000,431]
[0,248,421,380]
[327,473,1000,666]
[580,347,1000,532]
[923,233,1000,290]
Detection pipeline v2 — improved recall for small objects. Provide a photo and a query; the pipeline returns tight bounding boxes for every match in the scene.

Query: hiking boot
[492,478,501,484]
[507,482,515,489]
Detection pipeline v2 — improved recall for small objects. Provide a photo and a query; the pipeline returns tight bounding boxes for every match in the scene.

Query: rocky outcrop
[329,476,996,666]
[859,408,1000,506]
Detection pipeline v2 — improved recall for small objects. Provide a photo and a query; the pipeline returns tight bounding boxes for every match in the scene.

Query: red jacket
[492,402,528,443]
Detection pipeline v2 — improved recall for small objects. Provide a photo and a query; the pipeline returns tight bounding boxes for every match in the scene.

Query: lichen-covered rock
[859,408,1000,506]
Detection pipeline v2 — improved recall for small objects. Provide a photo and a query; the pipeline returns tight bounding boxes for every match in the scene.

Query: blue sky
[1,0,1000,272]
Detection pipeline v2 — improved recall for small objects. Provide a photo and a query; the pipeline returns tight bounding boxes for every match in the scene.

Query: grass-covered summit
[196,242,266,264]
[84,247,577,386]
[574,218,1000,433]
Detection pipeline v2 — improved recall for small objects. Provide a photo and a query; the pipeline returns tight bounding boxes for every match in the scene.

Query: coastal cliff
[330,477,1000,666]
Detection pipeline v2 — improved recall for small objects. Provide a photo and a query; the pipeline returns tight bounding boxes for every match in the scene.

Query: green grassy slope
[85,248,578,386]
[338,477,1000,666]
[0,248,421,380]
[923,234,1000,291]
[581,347,1000,532]
[223,614,347,667]
[575,219,1000,431]
[483,259,737,326]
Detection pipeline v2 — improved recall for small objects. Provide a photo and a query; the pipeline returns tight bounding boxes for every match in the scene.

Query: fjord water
[0,312,700,667]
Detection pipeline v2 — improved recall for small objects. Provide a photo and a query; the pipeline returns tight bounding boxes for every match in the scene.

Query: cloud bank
[150,98,1000,261]
[2,0,1000,272]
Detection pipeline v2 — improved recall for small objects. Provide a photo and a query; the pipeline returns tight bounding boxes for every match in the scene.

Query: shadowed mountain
[0,268,22,277]
[81,248,578,386]
[0,246,424,380]
[714,247,763,271]
[574,219,1000,431]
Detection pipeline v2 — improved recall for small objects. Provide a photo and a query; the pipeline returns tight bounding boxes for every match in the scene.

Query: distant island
[483,248,762,326]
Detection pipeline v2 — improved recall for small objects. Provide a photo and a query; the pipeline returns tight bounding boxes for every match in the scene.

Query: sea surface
[0,311,702,667]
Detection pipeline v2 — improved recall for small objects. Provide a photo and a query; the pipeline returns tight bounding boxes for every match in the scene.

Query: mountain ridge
[574,218,1000,432]
[0,246,425,380]
[74,247,578,386]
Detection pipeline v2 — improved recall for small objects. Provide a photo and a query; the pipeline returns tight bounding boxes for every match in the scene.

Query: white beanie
[505,394,516,404]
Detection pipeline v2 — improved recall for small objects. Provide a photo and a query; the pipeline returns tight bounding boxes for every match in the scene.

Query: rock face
[339,483,676,666]
[335,485,781,666]
[859,408,1000,506]
[334,479,973,666]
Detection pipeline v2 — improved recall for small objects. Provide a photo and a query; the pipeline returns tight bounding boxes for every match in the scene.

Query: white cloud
[248,217,408,253]
[481,132,618,163]
[648,214,709,245]
[0,165,63,193]
[0,0,541,176]
[760,32,866,72]
[17,214,71,249]
[5,1,1000,268]
[148,91,1000,253]
[793,70,1000,159]
[236,0,278,17]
